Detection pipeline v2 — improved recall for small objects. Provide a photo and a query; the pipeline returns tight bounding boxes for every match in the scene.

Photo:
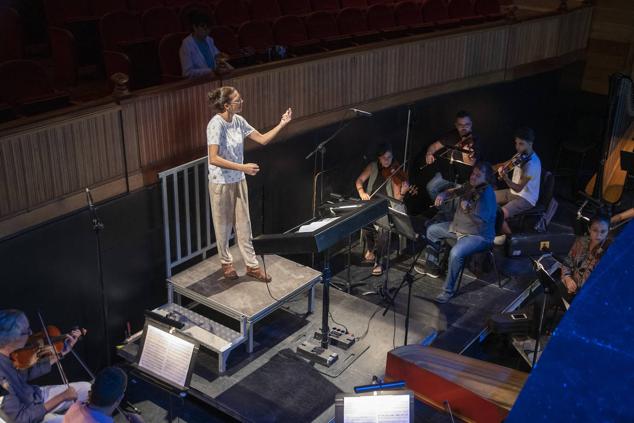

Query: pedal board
[297,341,339,367]
[313,327,356,350]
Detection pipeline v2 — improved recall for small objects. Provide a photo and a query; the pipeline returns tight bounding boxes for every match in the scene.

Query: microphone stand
[306,111,356,218]
[85,188,111,366]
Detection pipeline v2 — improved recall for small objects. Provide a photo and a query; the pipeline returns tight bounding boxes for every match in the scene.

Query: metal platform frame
[158,157,318,373]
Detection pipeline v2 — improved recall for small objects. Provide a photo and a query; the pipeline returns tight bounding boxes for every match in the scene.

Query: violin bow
[37,311,69,387]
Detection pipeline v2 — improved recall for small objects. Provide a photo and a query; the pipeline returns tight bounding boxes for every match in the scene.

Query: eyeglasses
[230,98,244,104]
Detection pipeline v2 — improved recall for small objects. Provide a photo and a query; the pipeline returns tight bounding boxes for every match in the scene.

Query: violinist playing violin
[423,111,481,201]
[418,162,497,303]
[0,309,90,423]
[494,127,541,245]
[355,143,410,276]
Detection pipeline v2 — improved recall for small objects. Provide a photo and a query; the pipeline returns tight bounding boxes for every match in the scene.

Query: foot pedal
[297,341,339,366]
[313,327,356,350]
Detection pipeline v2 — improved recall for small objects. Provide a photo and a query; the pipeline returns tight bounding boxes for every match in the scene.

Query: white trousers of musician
[41,381,91,421]
[209,179,260,269]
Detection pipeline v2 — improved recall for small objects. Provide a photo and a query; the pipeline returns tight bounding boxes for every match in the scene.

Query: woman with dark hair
[207,86,291,282]
[561,214,610,295]
[179,11,230,78]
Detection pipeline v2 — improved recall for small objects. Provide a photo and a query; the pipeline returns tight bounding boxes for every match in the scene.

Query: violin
[497,152,531,179]
[10,325,86,369]
[378,159,419,197]
[431,182,488,212]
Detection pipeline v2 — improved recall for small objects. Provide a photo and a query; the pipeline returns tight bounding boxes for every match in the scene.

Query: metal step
[153,303,245,373]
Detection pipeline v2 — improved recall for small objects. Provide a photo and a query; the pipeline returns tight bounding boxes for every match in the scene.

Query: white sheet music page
[343,394,410,423]
[297,217,340,233]
[138,325,195,388]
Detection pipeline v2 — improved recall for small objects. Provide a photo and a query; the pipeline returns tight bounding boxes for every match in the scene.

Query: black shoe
[424,262,441,278]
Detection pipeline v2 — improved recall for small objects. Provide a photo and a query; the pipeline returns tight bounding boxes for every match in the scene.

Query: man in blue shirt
[179,12,228,78]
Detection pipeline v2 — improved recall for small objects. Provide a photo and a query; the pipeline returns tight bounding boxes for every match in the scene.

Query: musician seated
[418,162,497,304]
[0,309,90,423]
[63,367,143,423]
[494,127,541,245]
[423,110,480,201]
[561,214,610,296]
[355,143,410,276]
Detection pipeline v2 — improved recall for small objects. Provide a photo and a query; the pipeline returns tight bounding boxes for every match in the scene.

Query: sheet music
[297,217,340,233]
[343,394,410,423]
[138,325,195,388]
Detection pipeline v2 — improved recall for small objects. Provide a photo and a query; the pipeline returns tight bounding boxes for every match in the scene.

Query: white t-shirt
[510,152,541,206]
[207,114,255,184]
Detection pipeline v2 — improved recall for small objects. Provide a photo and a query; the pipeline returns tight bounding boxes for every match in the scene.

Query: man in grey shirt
[420,162,497,303]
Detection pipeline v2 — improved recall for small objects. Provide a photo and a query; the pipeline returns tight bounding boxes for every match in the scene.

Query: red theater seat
[90,0,128,17]
[209,26,240,54]
[249,0,282,22]
[278,0,311,16]
[0,60,70,115]
[48,26,78,85]
[44,0,93,27]
[306,11,356,49]
[100,10,145,51]
[337,8,382,43]
[366,4,408,37]
[143,7,181,39]
[311,0,340,11]
[448,0,485,24]
[394,1,434,32]
[273,15,323,54]
[340,0,367,7]
[422,0,460,28]
[158,32,188,82]
[238,20,275,51]
[0,8,23,61]
[474,0,506,20]
[214,0,249,27]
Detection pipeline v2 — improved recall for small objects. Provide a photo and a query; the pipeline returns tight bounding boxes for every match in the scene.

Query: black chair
[509,170,555,232]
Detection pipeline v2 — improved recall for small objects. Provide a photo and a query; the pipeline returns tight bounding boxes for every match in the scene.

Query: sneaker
[494,234,507,246]
[424,262,441,278]
[414,265,426,275]
[434,291,454,304]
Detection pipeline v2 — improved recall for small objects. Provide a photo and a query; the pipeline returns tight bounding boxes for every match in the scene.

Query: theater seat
[0,7,23,61]
[90,0,128,17]
[49,26,78,86]
[273,15,324,55]
[158,32,188,82]
[474,0,506,20]
[394,1,434,33]
[305,11,355,49]
[0,60,70,115]
[448,0,485,25]
[340,0,367,7]
[277,0,311,16]
[143,7,181,39]
[366,4,409,38]
[337,7,382,43]
[311,0,340,11]
[422,0,460,29]
[249,0,282,22]
[238,20,275,52]
[214,0,249,27]
[99,10,145,51]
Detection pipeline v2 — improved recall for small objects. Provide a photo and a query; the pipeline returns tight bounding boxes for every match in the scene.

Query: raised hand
[279,108,292,128]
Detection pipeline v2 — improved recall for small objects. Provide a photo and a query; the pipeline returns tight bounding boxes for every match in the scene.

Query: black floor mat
[216,348,341,423]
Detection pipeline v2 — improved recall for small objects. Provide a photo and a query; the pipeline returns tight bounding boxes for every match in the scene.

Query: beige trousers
[209,179,259,268]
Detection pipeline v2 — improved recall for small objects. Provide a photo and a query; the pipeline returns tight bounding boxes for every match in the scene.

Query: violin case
[505,223,576,257]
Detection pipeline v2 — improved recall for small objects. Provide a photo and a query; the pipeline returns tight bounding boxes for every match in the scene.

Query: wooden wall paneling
[558,7,593,55]
[507,16,560,68]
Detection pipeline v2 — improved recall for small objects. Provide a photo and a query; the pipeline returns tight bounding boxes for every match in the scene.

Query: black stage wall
[0,63,599,375]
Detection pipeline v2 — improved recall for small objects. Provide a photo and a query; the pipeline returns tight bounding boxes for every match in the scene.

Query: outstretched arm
[247,108,292,145]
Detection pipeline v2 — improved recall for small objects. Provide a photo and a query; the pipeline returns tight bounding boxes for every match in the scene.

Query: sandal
[221,263,238,280]
[362,251,376,264]
[246,266,272,283]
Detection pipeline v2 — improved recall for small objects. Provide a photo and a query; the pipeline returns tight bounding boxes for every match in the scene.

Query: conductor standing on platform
[207,86,292,282]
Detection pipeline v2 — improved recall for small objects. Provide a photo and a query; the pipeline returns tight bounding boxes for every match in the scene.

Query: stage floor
[119,245,537,422]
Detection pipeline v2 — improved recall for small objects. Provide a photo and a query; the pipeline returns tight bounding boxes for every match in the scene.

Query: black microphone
[349,108,373,117]
[85,187,94,208]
